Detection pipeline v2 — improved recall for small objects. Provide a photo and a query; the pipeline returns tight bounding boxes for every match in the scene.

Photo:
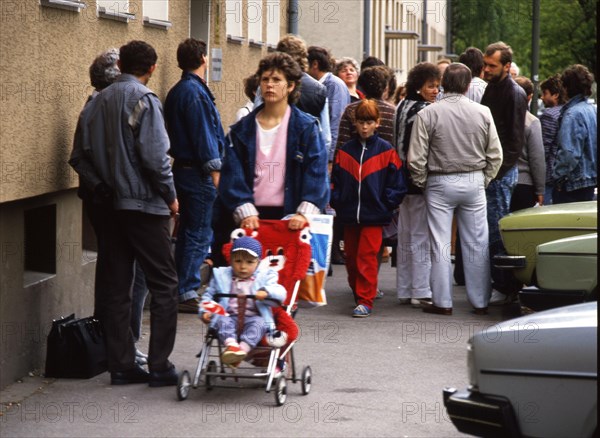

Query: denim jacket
[164,72,225,173]
[85,75,176,215]
[219,104,329,218]
[553,94,597,191]
[200,266,286,332]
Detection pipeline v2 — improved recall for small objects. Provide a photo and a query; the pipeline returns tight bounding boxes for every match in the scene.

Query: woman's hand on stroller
[240,215,260,230]
[288,214,307,230]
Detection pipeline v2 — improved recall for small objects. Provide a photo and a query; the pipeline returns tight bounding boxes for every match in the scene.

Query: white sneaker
[412,298,431,308]
[376,289,384,299]
[489,289,509,306]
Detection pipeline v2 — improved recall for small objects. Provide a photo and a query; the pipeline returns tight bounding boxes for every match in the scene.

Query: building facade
[298,0,448,86]
[0,0,289,390]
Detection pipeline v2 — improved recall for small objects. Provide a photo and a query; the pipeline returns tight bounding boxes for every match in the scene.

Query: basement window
[24,205,57,287]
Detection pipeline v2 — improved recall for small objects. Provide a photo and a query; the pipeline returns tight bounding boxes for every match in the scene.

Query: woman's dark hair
[387,67,397,99]
[540,74,566,105]
[243,74,260,101]
[177,38,207,71]
[256,52,303,104]
[405,62,441,100]
[561,64,594,98]
[119,40,157,77]
[360,56,385,71]
[441,63,471,94]
[357,66,389,99]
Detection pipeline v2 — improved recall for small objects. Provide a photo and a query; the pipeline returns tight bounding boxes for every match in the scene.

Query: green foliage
[452,0,596,81]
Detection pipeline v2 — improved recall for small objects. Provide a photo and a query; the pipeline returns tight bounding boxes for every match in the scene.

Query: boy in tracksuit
[331,99,407,317]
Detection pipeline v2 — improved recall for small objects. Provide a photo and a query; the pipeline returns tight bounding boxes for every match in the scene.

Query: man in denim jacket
[165,38,226,312]
[553,64,597,203]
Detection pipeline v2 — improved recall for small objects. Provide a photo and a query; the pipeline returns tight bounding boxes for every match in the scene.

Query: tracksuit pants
[344,225,383,309]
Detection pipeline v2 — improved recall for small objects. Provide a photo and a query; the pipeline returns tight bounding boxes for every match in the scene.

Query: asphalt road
[0,262,522,437]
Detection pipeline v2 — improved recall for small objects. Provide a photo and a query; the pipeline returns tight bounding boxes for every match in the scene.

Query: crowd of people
[69,35,597,385]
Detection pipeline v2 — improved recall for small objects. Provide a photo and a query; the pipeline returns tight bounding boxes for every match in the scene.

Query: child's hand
[255,289,268,301]
[201,312,212,324]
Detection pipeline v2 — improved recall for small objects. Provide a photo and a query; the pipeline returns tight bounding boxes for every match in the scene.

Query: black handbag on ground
[45,314,107,378]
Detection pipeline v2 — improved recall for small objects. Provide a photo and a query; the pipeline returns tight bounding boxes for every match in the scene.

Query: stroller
[176,220,313,406]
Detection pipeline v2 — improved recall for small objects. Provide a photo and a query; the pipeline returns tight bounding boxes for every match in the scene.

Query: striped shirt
[335,99,396,152]
[539,105,563,185]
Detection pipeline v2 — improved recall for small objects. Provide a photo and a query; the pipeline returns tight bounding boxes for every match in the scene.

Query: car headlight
[467,341,478,391]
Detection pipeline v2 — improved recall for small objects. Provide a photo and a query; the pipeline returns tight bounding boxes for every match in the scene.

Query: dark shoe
[330,247,346,265]
[472,307,488,315]
[149,365,178,387]
[421,301,453,315]
[111,364,150,385]
[178,298,199,314]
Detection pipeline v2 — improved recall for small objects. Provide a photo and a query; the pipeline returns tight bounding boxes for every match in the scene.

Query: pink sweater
[253,106,290,207]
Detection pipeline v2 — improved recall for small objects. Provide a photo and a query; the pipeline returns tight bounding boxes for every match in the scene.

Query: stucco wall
[0,0,191,390]
[0,0,190,204]
[0,190,97,389]
[297,0,364,64]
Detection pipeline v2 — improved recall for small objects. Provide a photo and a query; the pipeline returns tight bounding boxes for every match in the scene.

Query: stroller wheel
[274,376,287,406]
[177,370,191,401]
[206,360,217,390]
[301,366,312,395]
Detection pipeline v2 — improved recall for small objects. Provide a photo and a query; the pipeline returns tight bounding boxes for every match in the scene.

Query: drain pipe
[420,0,428,61]
[288,0,299,34]
[363,0,371,59]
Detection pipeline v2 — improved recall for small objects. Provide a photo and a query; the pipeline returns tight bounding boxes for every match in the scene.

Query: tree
[452,0,596,80]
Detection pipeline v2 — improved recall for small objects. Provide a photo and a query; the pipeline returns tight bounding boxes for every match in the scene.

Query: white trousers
[425,172,491,308]
[396,194,432,299]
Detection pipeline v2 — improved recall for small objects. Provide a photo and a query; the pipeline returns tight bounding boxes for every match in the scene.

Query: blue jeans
[544,184,554,205]
[486,166,519,293]
[552,186,595,204]
[174,167,217,302]
[214,314,267,349]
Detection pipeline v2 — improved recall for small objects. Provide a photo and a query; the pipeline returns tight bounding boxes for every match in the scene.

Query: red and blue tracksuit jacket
[331,133,407,225]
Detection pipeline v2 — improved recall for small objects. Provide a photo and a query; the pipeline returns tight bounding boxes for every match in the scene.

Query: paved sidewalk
[0,262,520,437]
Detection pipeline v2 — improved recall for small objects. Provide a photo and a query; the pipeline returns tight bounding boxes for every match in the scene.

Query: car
[443,302,597,438]
[519,233,597,313]
[493,201,597,286]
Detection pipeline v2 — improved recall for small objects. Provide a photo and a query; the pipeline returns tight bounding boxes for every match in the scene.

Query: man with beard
[480,42,527,305]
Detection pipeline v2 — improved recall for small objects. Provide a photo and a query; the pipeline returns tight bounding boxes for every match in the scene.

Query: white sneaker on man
[489,289,509,306]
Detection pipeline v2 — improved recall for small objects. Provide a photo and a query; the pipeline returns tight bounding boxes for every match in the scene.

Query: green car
[520,233,598,312]
[494,201,598,310]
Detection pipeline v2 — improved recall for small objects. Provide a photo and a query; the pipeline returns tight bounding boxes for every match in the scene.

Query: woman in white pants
[408,63,503,315]
[394,63,441,306]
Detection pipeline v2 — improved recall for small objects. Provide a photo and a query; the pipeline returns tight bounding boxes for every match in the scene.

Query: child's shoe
[221,343,247,365]
[352,304,372,318]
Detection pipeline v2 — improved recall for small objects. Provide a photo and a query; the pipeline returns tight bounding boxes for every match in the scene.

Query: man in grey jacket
[408,63,502,315]
[85,40,179,387]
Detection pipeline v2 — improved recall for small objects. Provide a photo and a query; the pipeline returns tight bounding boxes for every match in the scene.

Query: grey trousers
[425,171,491,309]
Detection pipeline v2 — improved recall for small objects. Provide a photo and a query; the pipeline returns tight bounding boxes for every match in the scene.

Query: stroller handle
[214,293,282,306]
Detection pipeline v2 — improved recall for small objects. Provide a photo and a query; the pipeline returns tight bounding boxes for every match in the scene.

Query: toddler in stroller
[176,220,313,405]
[199,236,286,367]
